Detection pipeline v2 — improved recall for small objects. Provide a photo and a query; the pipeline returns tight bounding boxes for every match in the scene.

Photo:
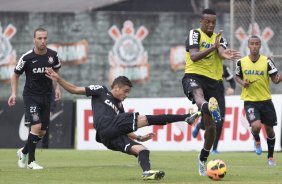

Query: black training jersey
[85,85,125,129]
[14,48,61,96]
[223,64,236,89]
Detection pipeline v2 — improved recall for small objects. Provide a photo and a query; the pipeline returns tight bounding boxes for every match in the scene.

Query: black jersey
[223,64,236,89]
[14,48,61,96]
[85,85,125,129]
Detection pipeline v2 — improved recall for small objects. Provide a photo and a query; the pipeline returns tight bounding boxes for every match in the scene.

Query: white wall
[76,96,282,151]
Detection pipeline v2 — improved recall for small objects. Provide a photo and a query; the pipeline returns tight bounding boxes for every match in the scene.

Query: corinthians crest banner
[108,20,150,84]
[0,23,17,83]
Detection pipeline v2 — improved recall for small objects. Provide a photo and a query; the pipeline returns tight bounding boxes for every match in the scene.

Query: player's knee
[251,121,262,132]
[265,126,275,137]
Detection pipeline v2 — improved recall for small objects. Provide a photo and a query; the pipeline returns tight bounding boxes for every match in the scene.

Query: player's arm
[187,30,218,62]
[218,36,241,60]
[234,60,250,88]
[223,65,236,95]
[45,68,86,95]
[267,58,282,84]
[128,132,155,142]
[8,73,20,106]
[53,69,62,101]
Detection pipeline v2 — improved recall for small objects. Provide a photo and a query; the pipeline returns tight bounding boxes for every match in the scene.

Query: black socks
[146,114,189,125]
[27,132,41,164]
[267,136,275,158]
[138,150,150,172]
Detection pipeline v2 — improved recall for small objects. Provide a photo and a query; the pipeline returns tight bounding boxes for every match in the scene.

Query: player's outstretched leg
[142,170,165,180]
[208,97,221,124]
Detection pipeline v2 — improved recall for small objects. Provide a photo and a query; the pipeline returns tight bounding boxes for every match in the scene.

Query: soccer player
[192,64,236,155]
[8,28,61,170]
[235,35,282,166]
[182,8,240,176]
[45,68,199,180]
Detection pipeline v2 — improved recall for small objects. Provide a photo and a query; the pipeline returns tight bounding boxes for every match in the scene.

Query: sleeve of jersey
[14,56,26,75]
[186,29,200,51]
[235,60,243,78]
[220,37,228,49]
[267,58,278,76]
[85,85,104,97]
[224,65,234,80]
[53,53,61,70]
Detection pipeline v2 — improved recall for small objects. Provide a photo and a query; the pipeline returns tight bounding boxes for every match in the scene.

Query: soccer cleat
[142,170,165,180]
[17,147,27,168]
[211,150,219,155]
[185,111,201,125]
[254,141,262,155]
[27,161,43,170]
[198,154,207,176]
[192,123,200,138]
[208,97,221,124]
[267,157,277,166]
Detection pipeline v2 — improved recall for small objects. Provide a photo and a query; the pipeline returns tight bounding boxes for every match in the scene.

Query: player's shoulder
[20,49,34,61]
[189,29,201,35]
[47,48,58,56]
[87,84,107,91]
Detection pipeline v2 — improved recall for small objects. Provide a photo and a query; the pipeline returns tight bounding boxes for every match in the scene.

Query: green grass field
[0,149,281,184]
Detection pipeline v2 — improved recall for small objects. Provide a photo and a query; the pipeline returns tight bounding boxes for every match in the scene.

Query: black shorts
[23,95,51,130]
[182,74,224,110]
[97,112,139,143]
[244,100,277,126]
[105,135,142,156]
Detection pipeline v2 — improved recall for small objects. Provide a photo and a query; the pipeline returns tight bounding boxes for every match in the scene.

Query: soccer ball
[206,159,227,181]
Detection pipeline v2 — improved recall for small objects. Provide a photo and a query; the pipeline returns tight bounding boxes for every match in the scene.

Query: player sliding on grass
[45,68,201,180]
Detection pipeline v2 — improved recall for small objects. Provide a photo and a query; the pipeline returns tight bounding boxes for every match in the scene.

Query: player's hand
[45,67,59,82]
[55,88,61,101]
[222,49,241,60]
[214,30,223,49]
[241,79,250,88]
[225,87,235,95]
[8,94,16,106]
[274,74,282,84]
[140,133,155,142]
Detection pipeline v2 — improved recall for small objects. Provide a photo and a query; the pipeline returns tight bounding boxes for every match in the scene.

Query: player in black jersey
[45,68,200,180]
[8,28,61,170]
[192,64,236,154]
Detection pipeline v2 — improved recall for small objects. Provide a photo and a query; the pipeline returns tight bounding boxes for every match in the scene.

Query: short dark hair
[202,8,216,15]
[248,35,261,43]
[111,76,133,89]
[34,27,47,38]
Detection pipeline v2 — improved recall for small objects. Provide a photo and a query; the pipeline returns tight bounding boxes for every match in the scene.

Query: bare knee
[251,121,262,133]
[130,144,148,155]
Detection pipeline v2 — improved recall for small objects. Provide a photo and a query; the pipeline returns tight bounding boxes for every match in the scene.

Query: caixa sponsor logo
[33,67,48,73]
